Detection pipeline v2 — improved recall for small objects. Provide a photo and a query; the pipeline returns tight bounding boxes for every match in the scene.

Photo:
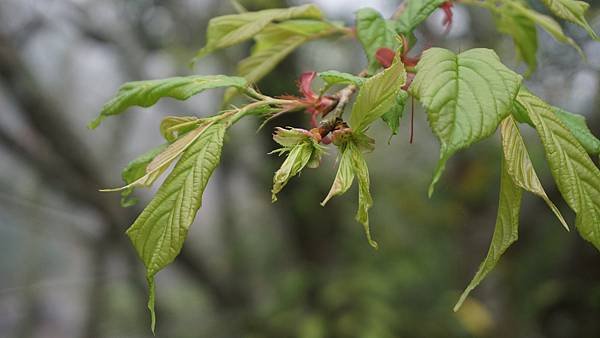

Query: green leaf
[454,157,522,311]
[224,19,343,103]
[395,0,447,35]
[160,116,202,142]
[508,1,583,55]
[409,48,522,196]
[381,90,408,139]
[89,75,246,129]
[193,4,323,60]
[495,9,538,76]
[500,115,569,230]
[125,118,230,331]
[540,0,598,39]
[119,143,169,207]
[517,89,600,250]
[355,8,402,73]
[322,133,378,248]
[553,107,600,156]
[349,58,406,133]
[318,70,365,87]
[271,128,324,202]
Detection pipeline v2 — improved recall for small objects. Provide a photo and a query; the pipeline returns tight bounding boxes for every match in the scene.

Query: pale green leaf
[454,157,522,311]
[540,0,598,39]
[126,118,230,330]
[409,48,522,196]
[352,142,378,249]
[224,19,342,103]
[508,1,583,55]
[517,90,600,250]
[495,9,538,76]
[119,143,169,207]
[349,58,406,133]
[395,0,447,34]
[318,70,365,87]
[500,115,569,230]
[271,128,324,202]
[355,8,402,73]
[160,116,202,142]
[553,107,600,156]
[321,142,355,206]
[193,4,323,60]
[381,90,408,139]
[89,75,246,129]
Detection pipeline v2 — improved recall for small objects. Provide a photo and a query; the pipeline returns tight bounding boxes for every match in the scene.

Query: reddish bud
[440,1,454,33]
[375,47,396,68]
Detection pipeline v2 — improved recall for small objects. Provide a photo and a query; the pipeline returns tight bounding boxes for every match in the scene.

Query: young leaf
[125,118,230,331]
[193,4,323,61]
[119,143,169,207]
[395,0,447,34]
[500,116,569,230]
[409,48,522,196]
[349,58,406,133]
[224,19,343,103]
[495,9,538,76]
[381,90,408,138]
[355,8,402,73]
[540,0,598,39]
[322,133,378,248]
[553,107,600,156]
[454,157,522,311]
[318,70,365,87]
[271,128,324,202]
[508,1,583,55]
[160,116,201,142]
[517,90,600,250]
[89,75,246,129]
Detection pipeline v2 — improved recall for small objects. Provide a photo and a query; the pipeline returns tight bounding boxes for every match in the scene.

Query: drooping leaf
[454,157,522,311]
[355,8,402,73]
[500,115,569,230]
[495,8,538,76]
[540,0,598,39]
[349,58,406,133]
[119,143,169,207]
[224,19,343,103]
[318,70,365,87]
[322,133,378,248]
[381,90,408,139]
[126,118,230,331]
[508,1,583,55]
[193,4,323,60]
[517,90,600,250]
[553,107,600,156]
[395,0,447,34]
[409,48,522,196]
[271,128,324,202]
[89,75,246,129]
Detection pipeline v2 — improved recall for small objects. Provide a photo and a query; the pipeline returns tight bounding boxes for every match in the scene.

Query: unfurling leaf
[409,48,522,196]
[271,128,325,202]
[381,90,409,139]
[193,4,323,60]
[160,116,202,142]
[395,0,447,34]
[454,157,522,311]
[318,70,365,87]
[322,133,378,248]
[517,89,600,250]
[500,115,569,230]
[349,57,406,133]
[553,107,600,156]
[355,8,402,73]
[119,143,168,207]
[126,117,230,331]
[89,75,247,129]
[540,0,598,39]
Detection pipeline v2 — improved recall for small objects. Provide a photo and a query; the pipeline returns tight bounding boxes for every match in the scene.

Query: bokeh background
[1,0,599,337]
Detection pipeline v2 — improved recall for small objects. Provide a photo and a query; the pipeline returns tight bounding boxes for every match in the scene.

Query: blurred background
[0,0,599,337]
